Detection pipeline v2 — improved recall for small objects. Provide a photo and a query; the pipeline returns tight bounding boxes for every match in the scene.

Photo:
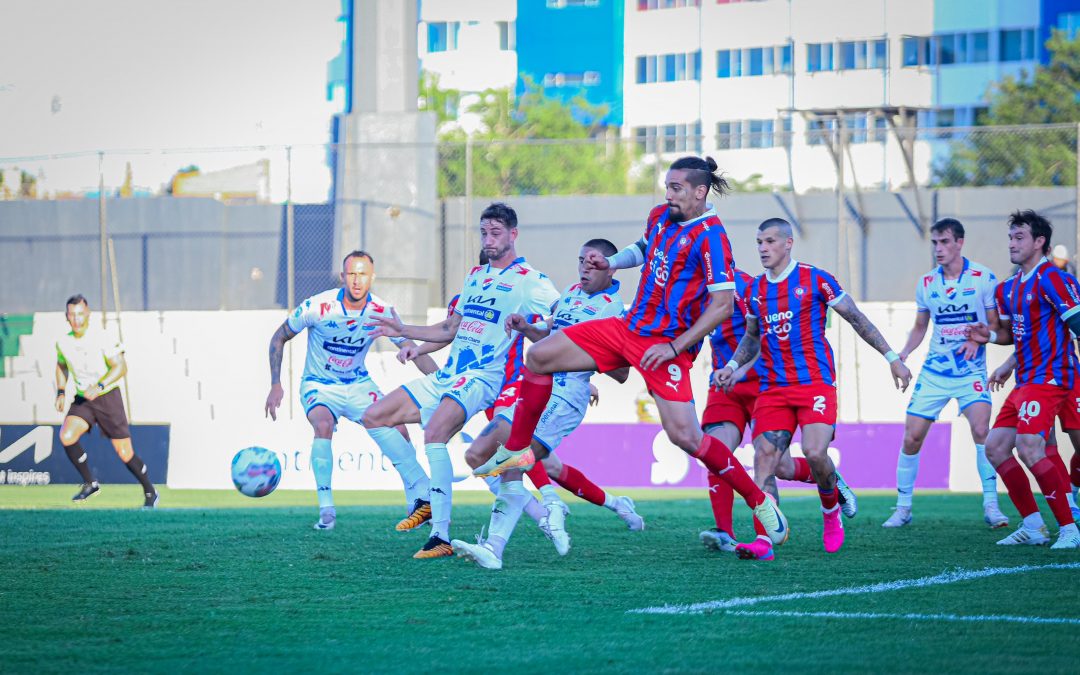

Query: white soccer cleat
[836,472,857,518]
[613,495,645,531]
[996,525,1050,546]
[700,529,737,553]
[751,494,788,546]
[882,507,912,528]
[539,501,571,556]
[1051,530,1080,550]
[313,506,336,531]
[983,502,1010,529]
[451,539,503,569]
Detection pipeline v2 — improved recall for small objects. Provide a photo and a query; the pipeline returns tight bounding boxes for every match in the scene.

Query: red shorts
[1058,380,1080,431]
[562,317,694,402]
[752,383,837,438]
[485,376,522,421]
[994,384,1070,437]
[702,379,760,431]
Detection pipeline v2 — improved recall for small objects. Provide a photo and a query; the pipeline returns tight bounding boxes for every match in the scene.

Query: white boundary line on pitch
[628,562,1080,616]
[724,609,1080,626]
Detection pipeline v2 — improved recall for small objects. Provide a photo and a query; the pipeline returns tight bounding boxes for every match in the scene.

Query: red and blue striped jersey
[745,261,846,390]
[710,269,762,382]
[994,260,1080,388]
[623,204,735,356]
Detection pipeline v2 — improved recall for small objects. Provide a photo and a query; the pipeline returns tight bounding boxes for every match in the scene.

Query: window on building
[717,121,734,149]
[843,114,868,144]
[872,115,888,143]
[872,39,887,69]
[902,37,919,66]
[807,43,834,72]
[971,32,989,62]
[1060,12,1080,40]
[748,47,764,76]
[780,43,793,73]
[717,49,731,78]
[807,118,834,146]
[1000,28,1035,61]
[427,22,459,53]
[637,51,699,83]
[550,0,600,7]
[939,34,956,64]
[637,0,699,8]
[497,22,514,51]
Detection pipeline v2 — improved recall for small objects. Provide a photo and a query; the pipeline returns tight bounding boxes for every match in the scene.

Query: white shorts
[497,394,586,453]
[906,368,991,421]
[300,378,383,425]
[402,368,501,427]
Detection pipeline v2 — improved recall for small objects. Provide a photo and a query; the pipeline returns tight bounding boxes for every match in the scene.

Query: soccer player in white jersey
[883,218,1008,528]
[364,202,560,559]
[54,294,159,507]
[453,239,642,570]
[264,250,432,531]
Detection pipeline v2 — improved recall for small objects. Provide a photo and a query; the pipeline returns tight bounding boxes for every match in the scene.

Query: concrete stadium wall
[441,186,1078,304]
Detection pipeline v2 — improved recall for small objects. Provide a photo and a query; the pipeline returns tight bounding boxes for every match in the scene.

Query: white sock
[488,479,528,558]
[1022,512,1046,530]
[425,443,453,541]
[522,497,545,524]
[538,484,560,504]
[603,493,616,510]
[1067,491,1078,510]
[311,438,333,509]
[484,475,500,495]
[369,426,430,506]
[896,451,920,508]
[975,444,998,505]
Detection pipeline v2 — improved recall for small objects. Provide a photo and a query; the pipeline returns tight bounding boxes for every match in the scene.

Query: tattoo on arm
[730,318,761,367]
[268,321,296,385]
[834,296,891,355]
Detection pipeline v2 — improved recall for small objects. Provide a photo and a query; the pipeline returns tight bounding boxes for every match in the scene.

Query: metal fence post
[98,151,108,328]
[285,145,295,419]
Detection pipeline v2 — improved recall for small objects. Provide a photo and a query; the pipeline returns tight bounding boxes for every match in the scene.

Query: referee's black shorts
[68,388,130,439]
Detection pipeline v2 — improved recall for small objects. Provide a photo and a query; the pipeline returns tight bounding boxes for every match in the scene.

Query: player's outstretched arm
[505,313,551,343]
[714,316,761,389]
[988,352,1016,391]
[584,240,646,272]
[54,359,69,412]
[899,311,930,361]
[265,321,298,421]
[370,307,462,343]
[832,295,912,391]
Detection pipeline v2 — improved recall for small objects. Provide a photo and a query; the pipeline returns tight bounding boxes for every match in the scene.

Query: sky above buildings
[0,0,341,200]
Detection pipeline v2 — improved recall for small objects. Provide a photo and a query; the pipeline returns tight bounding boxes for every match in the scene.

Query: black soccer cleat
[143,490,159,509]
[72,482,100,502]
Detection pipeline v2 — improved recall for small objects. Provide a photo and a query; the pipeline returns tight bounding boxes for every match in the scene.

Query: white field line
[628,562,1080,615]
[725,609,1080,626]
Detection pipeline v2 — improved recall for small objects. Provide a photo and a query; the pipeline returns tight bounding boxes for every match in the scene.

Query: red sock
[997,457,1039,518]
[693,435,765,507]
[791,457,814,483]
[526,462,552,489]
[752,514,766,538]
[555,464,606,507]
[818,487,838,511]
[707,472,734,537]
[505,369,553,451]
[1071,451,1080,489]
[1045,443,1072,492]
[1031,458,1076,527]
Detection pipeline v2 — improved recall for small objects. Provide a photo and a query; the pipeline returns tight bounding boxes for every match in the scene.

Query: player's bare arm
[957,308,1006,359]
[714,315,760,388]
[832,295,912,391]
[369,307,462,343]
[988,352,1017,391]
[265,320,298,420]
[396,339,442,376]
[505,312,551,343]
[54,359,69,412]
[899,311,930,361]
[641,288,733,371]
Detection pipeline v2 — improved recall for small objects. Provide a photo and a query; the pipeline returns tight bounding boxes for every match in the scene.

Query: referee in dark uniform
[54,295,158,507]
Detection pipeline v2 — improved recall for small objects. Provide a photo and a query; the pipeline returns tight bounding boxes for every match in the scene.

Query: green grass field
[3,486,1077,674]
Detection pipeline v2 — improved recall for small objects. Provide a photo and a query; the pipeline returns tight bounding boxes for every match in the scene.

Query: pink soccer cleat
[822,507,845,553]
[735,536,775,561]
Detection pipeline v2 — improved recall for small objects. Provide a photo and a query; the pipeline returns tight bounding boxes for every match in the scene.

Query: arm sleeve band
[606,240,646,270]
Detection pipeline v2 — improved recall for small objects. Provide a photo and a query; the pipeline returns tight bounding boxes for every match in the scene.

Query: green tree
[428,80,650,197]
[935,31,1079,187]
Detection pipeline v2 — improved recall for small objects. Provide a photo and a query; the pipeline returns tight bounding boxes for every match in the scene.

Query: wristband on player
[987,330,998,344]
[885,350,900,364]
[669,342,679,358]
[56,388,65,397]
[725,359,740,372]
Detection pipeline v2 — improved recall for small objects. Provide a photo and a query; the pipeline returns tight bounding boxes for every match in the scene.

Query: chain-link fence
[1,123,1077,314]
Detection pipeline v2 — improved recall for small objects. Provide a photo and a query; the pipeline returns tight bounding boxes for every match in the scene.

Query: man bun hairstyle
[1008,209,1052,255]
[669,155,730,196]
[480,202,518,230]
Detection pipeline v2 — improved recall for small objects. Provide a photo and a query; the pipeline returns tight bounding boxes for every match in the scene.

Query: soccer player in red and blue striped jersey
[717,218,911,559]
[477,156,789,547]
[967,210,1080,549]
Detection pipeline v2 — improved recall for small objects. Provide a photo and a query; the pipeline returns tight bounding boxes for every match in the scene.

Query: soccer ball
[231,446,282,498]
